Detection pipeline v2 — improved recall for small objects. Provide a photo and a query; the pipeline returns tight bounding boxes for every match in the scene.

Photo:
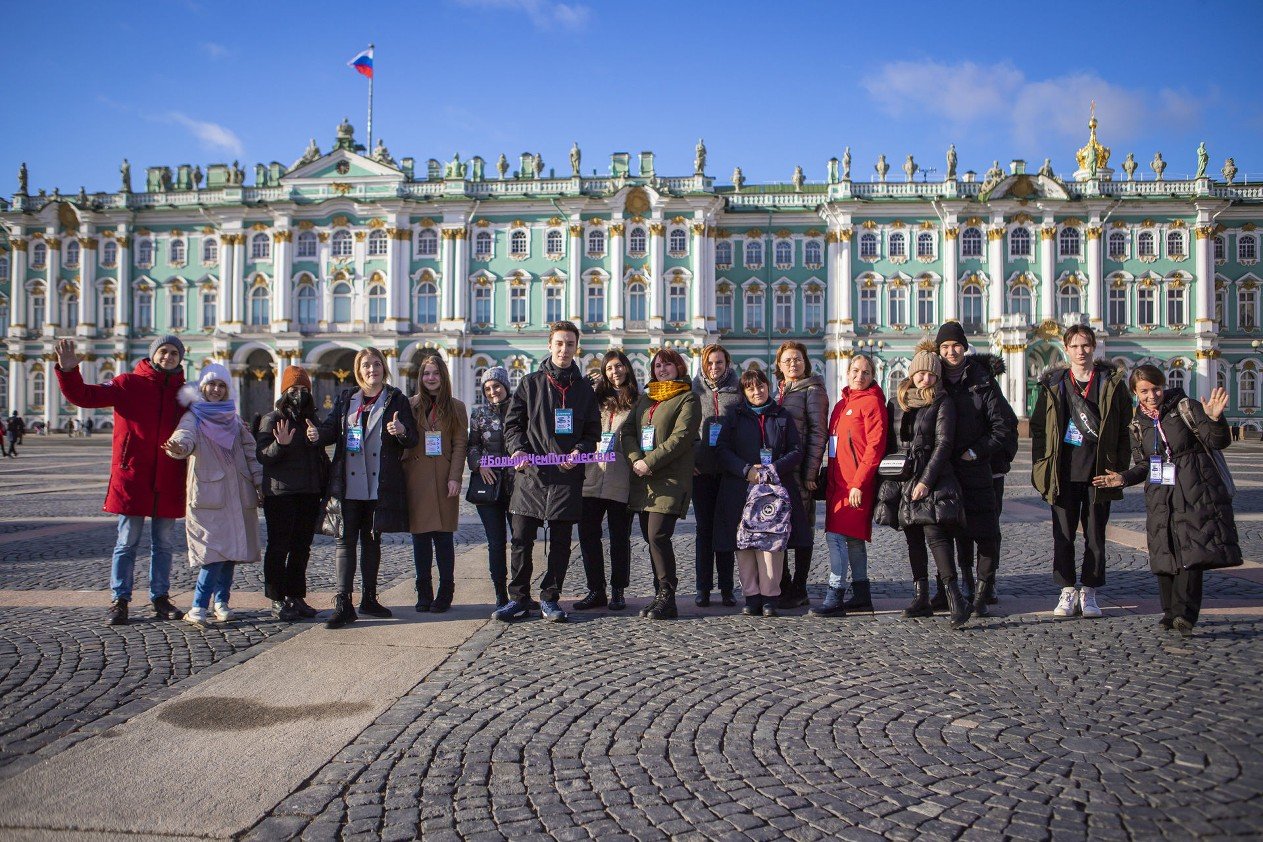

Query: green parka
[622,382,700,517]
[1030,361,1132,505]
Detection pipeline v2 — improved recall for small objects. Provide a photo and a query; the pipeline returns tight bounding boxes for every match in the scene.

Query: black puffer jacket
[776,375,830,525]
[876,392,960,529]
[256,408,329,496]
[713,402,809,552]
[503,360,600,522]
[1120,389,1242,574]
[692,368,742,475]
[943,354,1017,538]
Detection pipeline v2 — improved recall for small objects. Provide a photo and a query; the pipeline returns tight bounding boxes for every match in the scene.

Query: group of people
[54,317,1242,637]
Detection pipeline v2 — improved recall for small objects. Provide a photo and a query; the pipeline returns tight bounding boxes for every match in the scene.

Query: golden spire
[1076,102,1110,172]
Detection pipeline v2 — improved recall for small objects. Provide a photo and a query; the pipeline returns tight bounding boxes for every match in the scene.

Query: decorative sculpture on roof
[570,142,581,177]
[1222,157,1238,185]
[732,166,745,191]
[335,117,355,151]
[533,152,544,179]
[1122,153,1137,181]
[17,162,28,194]
[875,154,889,182]
[1196,142,1209,179]
[371,138,395,167]
[792,165,804,191]
[842,146,851,181]
[120,159,131,193]
[903,155,918,182]
[300,138,321,165]
[983,160,1003,186]
[827,157,839,185]
[946,144,957,180]
[77,186,88,206]
[1037,158,1054,179]
[496,154,508,179]
[1151,152,1166,181]
[471,156,485,182]
[445,154,467,180]
[694,138,706,175]
[1074,106,1111,174]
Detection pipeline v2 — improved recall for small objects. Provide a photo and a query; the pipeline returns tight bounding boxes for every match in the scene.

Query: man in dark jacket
[1030,325,1132,620]
[936,322,1018,615]
[496,321,600,624]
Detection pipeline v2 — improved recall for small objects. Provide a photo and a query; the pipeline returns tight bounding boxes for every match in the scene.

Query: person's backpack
[737,465,792,552]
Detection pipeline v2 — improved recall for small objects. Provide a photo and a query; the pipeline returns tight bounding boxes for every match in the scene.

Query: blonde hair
[896,376,942,411]
[353,347,390,391]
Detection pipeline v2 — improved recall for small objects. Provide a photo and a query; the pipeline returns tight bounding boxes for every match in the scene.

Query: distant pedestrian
[8,413,24,446]
[0,417,8,457]
[165,364,263,627]
[84,417,94,437]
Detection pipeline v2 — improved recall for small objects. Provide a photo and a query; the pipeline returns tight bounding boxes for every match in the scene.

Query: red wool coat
[56,359,188,518]
[824,383,888,541]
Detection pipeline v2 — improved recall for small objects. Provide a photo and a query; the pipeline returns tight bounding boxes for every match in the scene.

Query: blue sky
[7,0,1262,194]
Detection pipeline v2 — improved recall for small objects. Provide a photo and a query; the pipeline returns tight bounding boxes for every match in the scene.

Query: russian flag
[348,47,373,79]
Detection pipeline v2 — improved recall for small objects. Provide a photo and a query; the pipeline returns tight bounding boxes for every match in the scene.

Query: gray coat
[775,374,829,525]
[692,368,743,475]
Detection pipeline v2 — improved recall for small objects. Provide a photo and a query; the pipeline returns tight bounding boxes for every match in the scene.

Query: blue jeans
[826,532,868,589]
[193,562,235,609]
[111,516,179,602]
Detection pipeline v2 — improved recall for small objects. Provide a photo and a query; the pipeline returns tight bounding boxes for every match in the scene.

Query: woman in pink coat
[812,354,887,616]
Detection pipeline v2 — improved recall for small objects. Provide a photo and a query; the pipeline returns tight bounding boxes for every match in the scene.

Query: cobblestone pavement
[3,437,1262,840]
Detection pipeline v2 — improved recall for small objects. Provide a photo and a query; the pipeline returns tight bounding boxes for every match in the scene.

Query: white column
[690,222,707,332]
[228,233,246,328]
[439,229,456,321]
[609,220,625,329]
[452,229,468,323]
[8,228,26,335]
[836,229,854,329]
[942,225,959,323]
[1039,223,1055,324]
[273,227,293,331]
[386,222,409,331]
[44,230,60,336]
[8,356,25,416]
[317,233,332,327]
[44,360,61,431]
[987,225,1005,329]
[1193,220,1217,399]
[114,228,131,337]
[649,221,665,330]
[568,224,583,321]
[1086,224,1103,331]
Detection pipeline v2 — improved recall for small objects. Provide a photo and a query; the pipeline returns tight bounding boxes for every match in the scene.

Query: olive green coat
[621,383,700,517]
[1030,362,1132,506]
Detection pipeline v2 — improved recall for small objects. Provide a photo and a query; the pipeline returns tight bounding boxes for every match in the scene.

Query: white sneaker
[1053,587,1079,617]
[1079,587,1102,619]
[185,607,209,627]
[213,602,232,622]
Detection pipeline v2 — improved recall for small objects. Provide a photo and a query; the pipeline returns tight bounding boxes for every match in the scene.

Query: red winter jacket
[824,383,888,541]
[56,359,188,518]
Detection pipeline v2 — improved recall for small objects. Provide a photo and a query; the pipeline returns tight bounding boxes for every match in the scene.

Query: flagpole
[366,43,374,152]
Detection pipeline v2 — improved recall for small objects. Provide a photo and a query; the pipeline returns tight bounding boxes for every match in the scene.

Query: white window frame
[744,283,765,332]
[202,237,219,263]
[916,232,935,259]
[888,232,907,259]
[472,283,493,325]
[1166,230,1185,258]
[960,227,983,258]
[961,283,984,330]
[367,229,388,257]
[585,281,605,324]
[65,239,81,267]
[804,240,823,267]
[250,233,272,261]
[1137,284,1157,327]
[102,239,119,267]
[296,282,318,326]
[508,283,528,325]
[134,239,152,267]
[773,286,793,332]
[586,229,606,258]
[1058,227,1081,258]
[544,283,563,324]
[858,285,878,327]
[331,230,353,258]
[545,229,564,257]
[744,239,764,268]
[888,283,908,326]
[774,240,793,267]
[1137,231,1156,258]
[1239,234,1258,263]
[474,231,493,260]
[1166,284,1186,326]
[1108,284,1128,327]
[295,231,317,259]
[628,226,647,257]
[413,280,439,327]
[668,281,688,324]
[1009,228,1032,259]
[858,232,878,259]
[248,285,270,326]
[1107,231,1128,260]
[668,228,688,256]
[803,285,824,332]
[1057,282,1082,318]
[331,280,353,323]
[714,240,733,268]
[509,229,529,259]
[716,283,734,332]
[366,282,387,324]
[169,238,185,265]
[417,228,439,258]
[1007,283,1032,321]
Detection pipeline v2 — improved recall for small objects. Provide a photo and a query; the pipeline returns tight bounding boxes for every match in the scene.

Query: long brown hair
[594,349,638,412]
[650,348,689,382]
[414,352,460,437]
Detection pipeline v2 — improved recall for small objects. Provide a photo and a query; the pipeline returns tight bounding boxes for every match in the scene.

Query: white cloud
[200,42,230,60]
[453,0,591,30]
[167,112,244,157]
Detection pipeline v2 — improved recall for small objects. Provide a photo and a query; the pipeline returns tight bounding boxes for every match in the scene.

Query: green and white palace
[2,116,1261,430]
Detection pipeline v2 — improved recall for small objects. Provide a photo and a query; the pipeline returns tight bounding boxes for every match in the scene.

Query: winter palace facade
[2,117,1262,430]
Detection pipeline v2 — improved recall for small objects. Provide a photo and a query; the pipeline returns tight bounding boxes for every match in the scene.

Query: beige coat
[169,411,263,567]
[403,396,469,533]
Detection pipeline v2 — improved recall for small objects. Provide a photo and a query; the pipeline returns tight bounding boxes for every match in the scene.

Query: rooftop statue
[570,142,581,176]
[842,146,851,181]
[1122,152,1137,181]
[875,154,889,182]
[792,165,804,190]
[17,162,28,194]
[1222,157,1238,185]
[903,154,918,182]
[534,152,544,179]
[946,144,957,180]
[732,166,745,191]
[1151,152,1166,181]
[1037,158,1054,179]
[120,159,131,192]
[300,138,320,165]
[1196,142,1209,179]
[496,154,508,179]
[694,138,706,175]
[1074,108,1111,174]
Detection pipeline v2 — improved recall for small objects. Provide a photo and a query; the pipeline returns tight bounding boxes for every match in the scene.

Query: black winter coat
[876,394,961,529]
[713,402,809,553]
[1120,389,1242,574]
[256,408,329,497]
[503,362,600,522]
[943,354,1017,538]
[313,386,419,534]
[692,368,743,475]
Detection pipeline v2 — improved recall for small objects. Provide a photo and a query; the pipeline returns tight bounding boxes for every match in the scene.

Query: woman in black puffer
[1093,366,1241,636]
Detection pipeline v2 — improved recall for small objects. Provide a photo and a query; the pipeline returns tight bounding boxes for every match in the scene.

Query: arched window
[417,228,439,257]
[626,281,647,326]
[916,232,935,258]
[804,240,822,266]
[101,291,116,329]
[1057,282,1082,317]
[414,281,438,327]
[716,285,734,331]
[1216,364,1227,393]
[1009,228,1031,257]
[250,233,271,260]
[169,290,184,330]
[136,289,153,330]
[1213,235,1225,262]
[31,290,46,328]
[888,284,908,325]
[509,229,528,257]
[102,239,118,266]
[65,239,80,267]
[859,232,878,259]
[134,239,151,267]
[1166,367,1186,393]
[169,238,185,264]
[961,228,983,258]
[63,291,79,329]
[0,254,9,282]
[803,287,824,331]
[628,227,647,255]
[668,228,688,255]
[331,230,353,258]
[1137,285,1157,326]
[744,240,763,267]
[773,287,793,331]
[202,237,219,263]
[508,364,527,391]
[1166,231,1185,258]
[714,240,733,267]
[961,283,984,329]
[1059,228,1081,258]
[1239,368,1258,410]
[367,282,387,324]
[586,229,605,257]
[1215,286,1227,325]
[0,295,8,334]
[367,229,388,257]
[744,286,765,331]
[1239,235,1257,263]
[545,230,563,255]
[774,240,793,266]
[296,283,318,326]
[889,232,906,258]
[474,231,492,258]
[472,365,489,406]
[331,281,352,323]
[32,370,45,408]
[668,282,687,323]
[1007,284,1032,321]
[249,285,270,326]
[1107,231,1127,259]
[1166,284,1186,326]
[295,232,317,259]
[1138,231,1155,258]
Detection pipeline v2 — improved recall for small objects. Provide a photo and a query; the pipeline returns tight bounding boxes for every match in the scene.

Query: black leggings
[578,497,632,592]
[262,493,321,600]
[336,499,381,597]
[905,524,957,582]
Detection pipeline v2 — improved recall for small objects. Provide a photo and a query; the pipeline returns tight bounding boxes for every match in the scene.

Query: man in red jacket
[56,335,190,625]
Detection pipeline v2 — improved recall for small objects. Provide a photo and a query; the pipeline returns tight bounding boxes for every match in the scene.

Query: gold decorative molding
[1195,225,1215,240]
[986,228,1005,241]
[609,223,625,236]
[568,224,583,236]
[331,216,350,227]
[353,231,366,242]
[649,223,666,236]
[691,223,706,236]
[1195,349,1221,360]
[317,232,329,242]
[1086,227,1102,240]
[1040,227,1057,240]
[944,227,959,240]
[273,230,293,243]
[744,228,763,238]
[367,218,386,229]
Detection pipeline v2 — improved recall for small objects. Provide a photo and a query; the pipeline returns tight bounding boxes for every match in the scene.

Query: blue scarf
[748,401,772,415]
[188,400,240,452]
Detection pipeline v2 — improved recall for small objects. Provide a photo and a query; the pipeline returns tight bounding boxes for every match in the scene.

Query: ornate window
[1107,231,1127,260]
[804,240,823,267]
[545,230,563,256]
[668,228,688,255]
[417,228,439,257]
[474,231,493,259]
[961,283,984,330]
[1166,284,1186,326]
[773,287,793,332]
[169,290,185,330]
[65,239,81,267]
[296,231,317,259]
[1213,235,1225,262]
[668,281,688,324]
[1108,285,1128,326]
[62,290,78,329]
[1009,228,1031,258]
[1240,235,1259,263]
[858,285,878,327]
[803,286,824,332]
[102,291,117,329]
[716,284,734,332]
[136,289,153,330]
[509,229,528,258]
[628,227,647,257]
[472,283,492,325]
[1215,286,1227,325]
[1137,285,1156,327]
[889,232,906,258]
[367,282,387,324]
[1167,367,1186,393]
[1241,366,1259,409]
[0,296,7,334]
[744,240,763,268]
[888,284,908,326]
[413,281,438,327]
[1166,231,1185,258]
[331,281,352,323]
[1240,288,1258,329]
[744,285,765,332]
[169,238,185,265]
[1216,364,1227,393]
[859,232,878,259]
[250,233,271,260]
[626,281,647,327]
[331,230,353,258]
[31,370,45,409]
[134,239,152,267]
[774,240,793,267]
[1137,232,1156,258]
[586,229,606,258]
[715,240,733,268]
[249,285,270,326]
[31,290,46,328]
[202,237,219,263]
[960,228,983,258]
[1007,284,1032,321]
[1059,228,1081,258]
[544,283,563,324]
[1057,282,1082,317]
[297,282,318,326]
[102,239,118,266]
[585,281,605,324]
[509,284,527,325]
[916,285,935,326]
[200,290,216,328]
[916,232,935,259]
[367,229,388,257]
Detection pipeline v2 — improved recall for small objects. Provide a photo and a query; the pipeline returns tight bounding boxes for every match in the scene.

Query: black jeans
[477,501,511,589]
[412,531,455,601]
[336,499,381,597]
[1051,481,1109,588]
[693,473,734,594]
[639,512,680,594]
[578,497,632,592]
[905,524,957,582]
[955,477,1004,588]
[1157,568,1204,625]
[509,515,574,603]
[262,493,321,600]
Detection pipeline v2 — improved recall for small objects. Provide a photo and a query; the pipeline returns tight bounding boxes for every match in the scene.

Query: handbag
[318,495,343,539]
[466,469,503,505]
[877,451,914,482]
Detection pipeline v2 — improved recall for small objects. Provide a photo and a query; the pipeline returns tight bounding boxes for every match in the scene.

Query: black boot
[431,581,454,613]
[720,590,736,607]
[359,592,392,618]
[493,581,509,609]
[608,588,626,611]
[984,580,999,605]
[414,579,433,612]
[946,579,972,629]
[842,580,873,611]
[929,576,948,611]
[903,580,933,618]
[326,593,358,629]
[741,594,763,616]
[972,589,989,618]
[646,589,678,620]
[573,590,608,610]
[959,563,976,604]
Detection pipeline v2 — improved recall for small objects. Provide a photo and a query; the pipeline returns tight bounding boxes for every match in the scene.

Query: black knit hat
[934,322,968,350]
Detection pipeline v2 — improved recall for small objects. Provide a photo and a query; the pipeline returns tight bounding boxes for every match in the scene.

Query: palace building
[2,117,1261,430]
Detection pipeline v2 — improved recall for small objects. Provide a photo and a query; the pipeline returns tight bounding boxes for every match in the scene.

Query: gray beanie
[148,334,186,363]
[481,365,511,391]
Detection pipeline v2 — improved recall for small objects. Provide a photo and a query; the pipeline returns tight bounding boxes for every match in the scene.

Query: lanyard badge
[424,431,442,456]
[554,408,574,435]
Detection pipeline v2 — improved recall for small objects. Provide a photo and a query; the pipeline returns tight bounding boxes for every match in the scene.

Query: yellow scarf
[646,380,691,403]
